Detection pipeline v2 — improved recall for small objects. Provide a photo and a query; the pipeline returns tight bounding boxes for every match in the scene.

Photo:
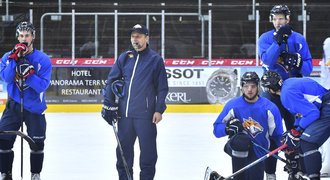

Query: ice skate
[1,173,12,180]
[266,173,276,180]
[31,173,41,180]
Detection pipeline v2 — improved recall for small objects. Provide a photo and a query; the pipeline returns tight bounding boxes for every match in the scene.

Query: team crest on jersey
[295,113,302,118]
[242,117,263,138]
[126,50,134,58]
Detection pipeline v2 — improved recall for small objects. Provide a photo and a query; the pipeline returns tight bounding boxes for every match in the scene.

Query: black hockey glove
[101,104,119,126]
[9,43,28,61]
[284,152,302,179]
[282,127,303,154]
[273,24,292,45]
[281,52,303,71]
[16,59,35,79]
[225,118,244,137]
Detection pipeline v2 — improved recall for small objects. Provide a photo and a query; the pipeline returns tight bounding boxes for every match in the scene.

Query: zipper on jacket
[126,54,140,117]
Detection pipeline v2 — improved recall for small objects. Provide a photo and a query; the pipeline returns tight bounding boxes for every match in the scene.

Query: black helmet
[260,71,283,92]
[270,5,291,21]
[270,5,291,16]
[241,72,260,87]
[16,21,35,38]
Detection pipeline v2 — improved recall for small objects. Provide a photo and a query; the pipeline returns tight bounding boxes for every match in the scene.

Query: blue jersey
[281,78,328,129]
[213,96,283,158]
[258,29,313,80]
[104,46,169,118]
[0,49,52,114]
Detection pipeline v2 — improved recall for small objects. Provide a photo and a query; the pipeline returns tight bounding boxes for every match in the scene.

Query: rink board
[0,104,224,113]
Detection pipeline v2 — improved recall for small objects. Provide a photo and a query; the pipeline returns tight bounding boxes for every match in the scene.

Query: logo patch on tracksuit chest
[242,117,264,138]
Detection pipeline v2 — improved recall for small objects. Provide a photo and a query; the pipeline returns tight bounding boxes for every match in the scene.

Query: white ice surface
[7,113,330,179]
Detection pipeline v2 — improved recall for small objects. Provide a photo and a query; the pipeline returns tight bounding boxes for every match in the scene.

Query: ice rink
[7,113,330,179]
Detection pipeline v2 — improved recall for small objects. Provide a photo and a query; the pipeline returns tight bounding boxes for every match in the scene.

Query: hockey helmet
[260,71,283,92]
[270,5,291,20]
[16,21,36,38]
[224,132,251,158]
[111,80,125,98]
[241,71,260,87]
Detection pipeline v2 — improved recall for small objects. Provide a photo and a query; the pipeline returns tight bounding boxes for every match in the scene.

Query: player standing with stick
[258,5,313,179]
[0,21,52,180]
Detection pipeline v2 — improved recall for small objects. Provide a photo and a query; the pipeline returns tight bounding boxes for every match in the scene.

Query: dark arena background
[0,0,330,112]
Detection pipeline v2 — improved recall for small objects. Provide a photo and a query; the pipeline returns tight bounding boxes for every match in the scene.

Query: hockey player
[213,72,284,180]
[0,21,52,180]
[261,71,330,180]
[320,37,330,89]
[319,37,330,177]
[258,5,313,179]
[101,24,168,179]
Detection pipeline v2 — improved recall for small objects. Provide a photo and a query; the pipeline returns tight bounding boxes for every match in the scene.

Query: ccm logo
[54,59,109,65]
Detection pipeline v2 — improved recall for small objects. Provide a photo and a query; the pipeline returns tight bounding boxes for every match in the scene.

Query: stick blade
[0,130,38,151]
[204,167,225,180]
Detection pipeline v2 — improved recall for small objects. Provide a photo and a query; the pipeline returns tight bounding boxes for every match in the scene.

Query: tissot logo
[166,68,203,79]
[166,92,191,103]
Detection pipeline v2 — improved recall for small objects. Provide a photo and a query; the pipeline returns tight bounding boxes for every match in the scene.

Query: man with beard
[101,24,168,180]
[213,72,284,180]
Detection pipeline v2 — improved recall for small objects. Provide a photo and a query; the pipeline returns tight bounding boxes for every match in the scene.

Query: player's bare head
[269,5,291,22]
[260,71,283,93]
[241,72,260,102]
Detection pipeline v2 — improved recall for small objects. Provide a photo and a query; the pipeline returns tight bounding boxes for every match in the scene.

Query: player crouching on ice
[212,72,284,180]
[261,71,330,180]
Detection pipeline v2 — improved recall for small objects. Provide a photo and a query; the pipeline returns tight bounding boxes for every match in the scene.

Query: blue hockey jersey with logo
[258,29,313,80]
[103,46,169,118]
[213,96,283,158]
[0,49,52,114]
[280,78,329,129]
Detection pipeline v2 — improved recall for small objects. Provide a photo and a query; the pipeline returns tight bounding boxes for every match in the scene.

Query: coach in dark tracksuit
[102,24,169,180]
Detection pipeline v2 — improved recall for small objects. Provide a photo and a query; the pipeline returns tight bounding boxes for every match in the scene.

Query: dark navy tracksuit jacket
[103,46,168,179]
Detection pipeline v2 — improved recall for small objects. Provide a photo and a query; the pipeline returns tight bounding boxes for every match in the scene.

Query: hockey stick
[112,121,132,180]
[251,141,310,180]
[107,80,132,179]
[109,80,132,180]
[250,141,288,163]
[19,72,24,180]
[205,143,288,180]
[283,36,294,78]
[0,131,37,151]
